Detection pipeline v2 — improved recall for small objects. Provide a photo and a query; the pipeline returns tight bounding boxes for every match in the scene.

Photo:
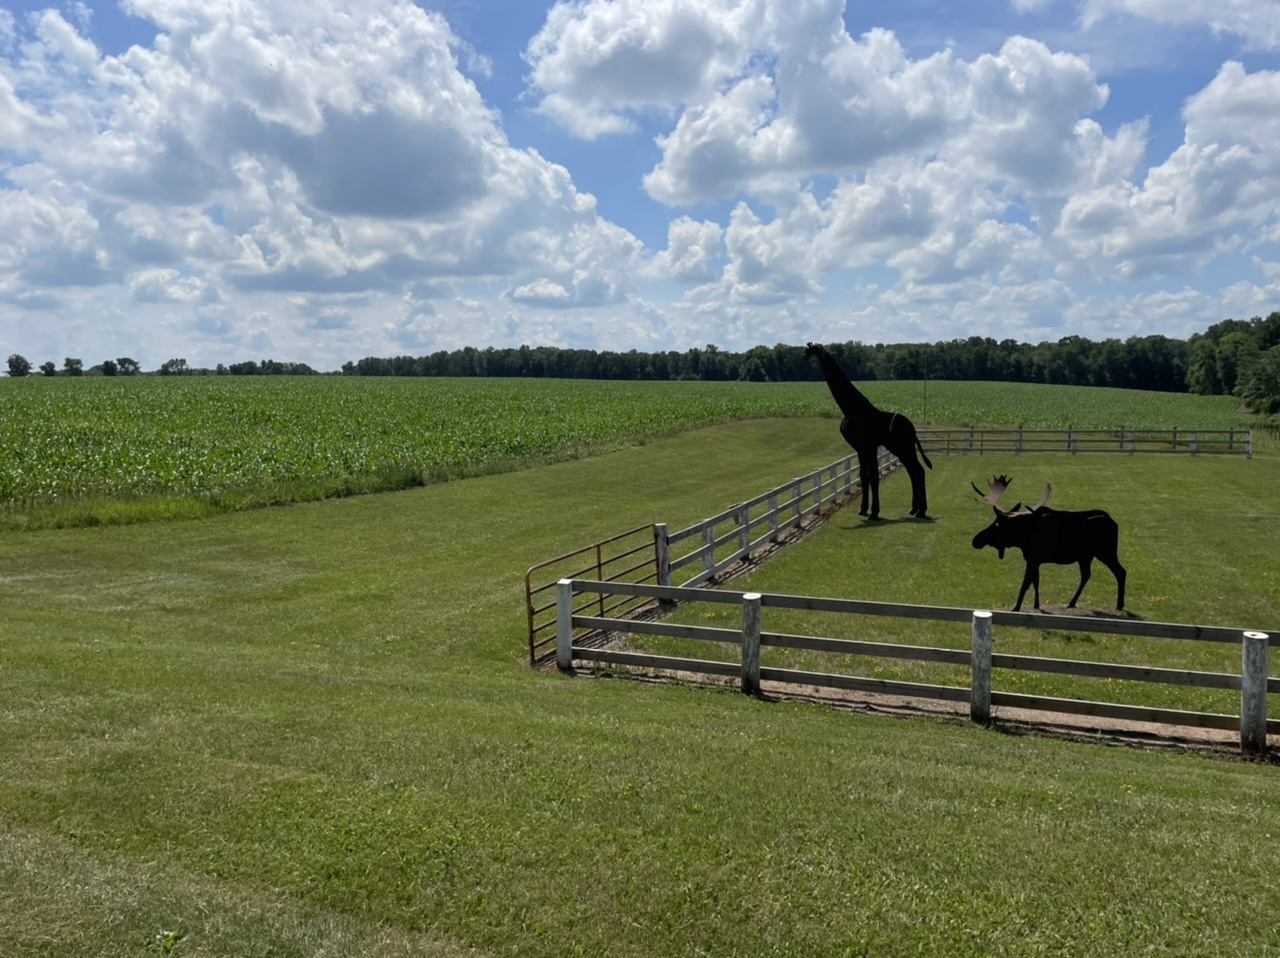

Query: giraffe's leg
[905,458,927,518]
[858,450,880,518]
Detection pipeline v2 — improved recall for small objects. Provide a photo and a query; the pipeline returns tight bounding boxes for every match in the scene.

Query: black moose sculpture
[971,475,1126,612]
[805,342,932,519]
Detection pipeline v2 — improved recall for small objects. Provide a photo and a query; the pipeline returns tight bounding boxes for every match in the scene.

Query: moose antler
[971,475,1053,515]
[971,474,1013,508]
[1029,484,1053,512]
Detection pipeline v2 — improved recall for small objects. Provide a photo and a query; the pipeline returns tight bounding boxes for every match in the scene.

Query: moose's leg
[858,450,880,518]
[1067,557,1093,607]
[1102,557,1127,610]
[1014,565,1037,612]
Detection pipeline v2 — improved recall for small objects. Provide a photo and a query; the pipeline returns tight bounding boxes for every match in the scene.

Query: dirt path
[575,664,1279,763]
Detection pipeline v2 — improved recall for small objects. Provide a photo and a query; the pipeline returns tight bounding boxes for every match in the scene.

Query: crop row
[0,376,1248,506]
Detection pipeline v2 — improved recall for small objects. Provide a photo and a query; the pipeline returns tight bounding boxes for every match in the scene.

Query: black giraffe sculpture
[805,342,932,519]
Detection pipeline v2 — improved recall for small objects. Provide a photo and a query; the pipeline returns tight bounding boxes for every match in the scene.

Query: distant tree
[159,357,189,375]
[701,343,729,380]
[1186,337,1222,395]
[63,357,83,377]
[1214,331,1259,395]
[1237,345,1280,415]
[6,353,31,377]
[116,357,141,375]
[738,356,768,382]
[1257,311,1280,351]
[40,361,57,376]
[101,359,118,377]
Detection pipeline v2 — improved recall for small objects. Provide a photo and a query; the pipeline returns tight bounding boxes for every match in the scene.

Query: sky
[2,0,1279,372]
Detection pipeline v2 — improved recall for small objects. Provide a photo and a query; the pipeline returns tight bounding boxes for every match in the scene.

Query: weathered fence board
[988,691,1243,732]
[574,647,739,677]
[990,652,1243,689]
[921,427,1252,459]
[758,666,972,704]
[763,632,971,665]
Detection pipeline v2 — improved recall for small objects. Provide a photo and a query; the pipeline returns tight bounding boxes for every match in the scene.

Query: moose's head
[803,342,823,360]
[970,475,1052,559]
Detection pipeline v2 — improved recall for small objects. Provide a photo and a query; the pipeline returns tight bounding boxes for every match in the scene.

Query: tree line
[6,311,1280,414]
[3,355,317,377]
[338,335,1192,392]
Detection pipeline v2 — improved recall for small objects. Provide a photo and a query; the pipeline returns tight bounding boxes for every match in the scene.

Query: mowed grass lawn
[3,416,1280,957]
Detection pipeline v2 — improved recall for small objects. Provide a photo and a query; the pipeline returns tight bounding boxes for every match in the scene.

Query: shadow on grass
[834,513,938,531]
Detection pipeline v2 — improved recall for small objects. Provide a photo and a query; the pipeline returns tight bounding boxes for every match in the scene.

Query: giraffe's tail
[916,433,933,469]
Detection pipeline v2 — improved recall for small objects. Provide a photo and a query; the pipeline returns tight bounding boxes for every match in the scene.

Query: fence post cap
[557,577,573,585]
[972,609,993,619]
[743,592,762,601]
[1244,630,1269,640]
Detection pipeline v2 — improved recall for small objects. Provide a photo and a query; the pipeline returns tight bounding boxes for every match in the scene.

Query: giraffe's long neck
[815,348,875,420]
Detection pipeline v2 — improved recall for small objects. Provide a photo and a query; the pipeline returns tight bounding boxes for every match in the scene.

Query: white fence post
[1241,631,1270,756]
[971,611,993,724]
[742,593,762,695]
[701,526,715,576]
[737,503,750,553]
[556,579,575,672]
[768,492,779,540]
[655,523,670,587]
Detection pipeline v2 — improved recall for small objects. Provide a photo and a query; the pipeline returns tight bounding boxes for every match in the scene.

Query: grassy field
[0,375,1249,529]
[2,384,1279,956]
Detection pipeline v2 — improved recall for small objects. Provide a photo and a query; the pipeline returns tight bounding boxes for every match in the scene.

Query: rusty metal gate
[524,524,661,665]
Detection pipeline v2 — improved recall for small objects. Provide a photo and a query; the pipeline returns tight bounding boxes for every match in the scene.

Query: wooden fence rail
[921,427,1252,458]
[555,580,1277,755]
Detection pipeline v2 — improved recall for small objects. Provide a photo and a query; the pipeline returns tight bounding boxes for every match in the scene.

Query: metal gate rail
[525,524,659,664]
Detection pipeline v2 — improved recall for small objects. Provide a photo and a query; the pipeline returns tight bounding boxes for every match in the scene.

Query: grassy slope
[3,417,1280,957]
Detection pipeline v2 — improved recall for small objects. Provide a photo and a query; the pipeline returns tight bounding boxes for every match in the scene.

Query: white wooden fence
[921,427,1252,458]
[554,580,1277,755]
[657,448,898,589]
[525,449,896,662]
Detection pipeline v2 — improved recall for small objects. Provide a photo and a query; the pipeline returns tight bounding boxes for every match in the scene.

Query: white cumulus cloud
[1082,0,1280,50]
